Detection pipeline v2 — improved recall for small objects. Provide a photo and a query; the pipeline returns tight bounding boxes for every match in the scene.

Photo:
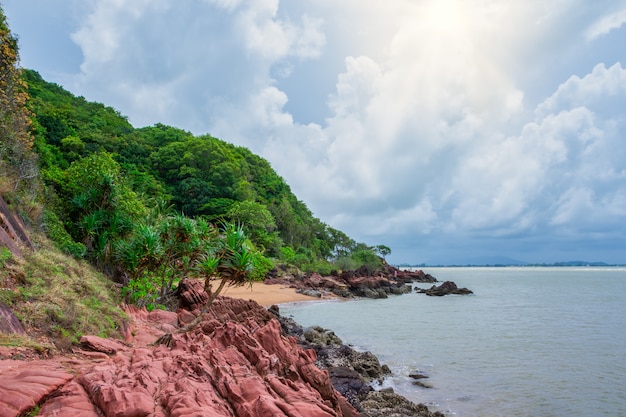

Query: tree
[154,222,256,346]
[226,200,280,253]
[374,244,391,260]
[117,213,217,308]
[0,7,38,196]
[48,152,147,270]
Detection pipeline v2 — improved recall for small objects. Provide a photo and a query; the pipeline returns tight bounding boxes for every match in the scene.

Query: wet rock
[297,288,323,298]
[328,366,372,410]
[274,306,444,417]
[304,326,343,346]
[412,379,434,388]
[360,389,445,417]
[418,281,473,296]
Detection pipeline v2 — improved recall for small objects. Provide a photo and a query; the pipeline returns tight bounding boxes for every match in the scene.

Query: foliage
[44,152,147,271]
[120,275,163,311]
[226,200,280,253]
[249,252,275,281]
[374,244,391,260]
[22,68,380,268]
[117,212,217,305]
[0,240,127,350]
[0,7,40,218]
[41,208,86,257]
[15,50,390,280]
[0,246,11,267]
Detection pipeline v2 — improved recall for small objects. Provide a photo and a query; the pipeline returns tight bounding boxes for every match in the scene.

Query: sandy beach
[221,282,325,306]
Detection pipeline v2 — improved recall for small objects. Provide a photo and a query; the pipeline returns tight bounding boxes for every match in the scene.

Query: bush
[41,209,86,258]
[121,275,162,311]
[250,253,275,281]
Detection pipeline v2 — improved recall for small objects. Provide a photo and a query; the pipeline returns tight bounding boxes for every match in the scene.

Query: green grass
[0,236,128,351]
[0,247,12,267]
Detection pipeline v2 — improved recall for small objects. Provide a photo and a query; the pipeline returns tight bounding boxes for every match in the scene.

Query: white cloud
[536,63,626,118]
[585,8,626,41]
[11,0,626,262]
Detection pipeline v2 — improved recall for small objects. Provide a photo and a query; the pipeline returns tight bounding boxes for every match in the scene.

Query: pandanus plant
[154,222,254,346]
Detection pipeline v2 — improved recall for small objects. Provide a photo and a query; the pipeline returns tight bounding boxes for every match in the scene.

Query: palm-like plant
[153,222,255,346]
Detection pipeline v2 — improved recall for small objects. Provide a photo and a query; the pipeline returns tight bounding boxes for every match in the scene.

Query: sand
[221,282,324,306]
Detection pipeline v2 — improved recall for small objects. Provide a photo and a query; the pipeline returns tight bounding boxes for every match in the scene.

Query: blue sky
[4,0,626,264]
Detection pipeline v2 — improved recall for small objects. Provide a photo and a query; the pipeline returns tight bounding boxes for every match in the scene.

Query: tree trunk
[152,277,228,347]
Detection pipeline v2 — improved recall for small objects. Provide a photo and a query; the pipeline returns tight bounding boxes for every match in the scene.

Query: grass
[0,236,128,351]
[0,333,54,353]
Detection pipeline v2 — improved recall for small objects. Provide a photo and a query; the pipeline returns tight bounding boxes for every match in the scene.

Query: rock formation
[0,295,359,417]
[0,195,34,259]
[417,280,474,296]
[272,305,444,417]
[266,264,437,300]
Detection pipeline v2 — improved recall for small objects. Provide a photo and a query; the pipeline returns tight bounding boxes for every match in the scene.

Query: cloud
[68,0,325,133]
[20,0,624,262]
[585,8,626,41]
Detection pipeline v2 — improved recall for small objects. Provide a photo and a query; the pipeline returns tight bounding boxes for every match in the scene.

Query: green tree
[0,7,38,197]
[117,213,216,308]
[374,244,391,260]
[47,152,147,270]
[226,200,280,253]
[154,222,257,346]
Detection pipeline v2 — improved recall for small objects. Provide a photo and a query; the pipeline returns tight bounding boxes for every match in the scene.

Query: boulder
[304,326,343,346]
[176,278,209,311]
[360,389,445,417]
[418,281,473,296]
[267,265,438,300]
[79,335,128,355]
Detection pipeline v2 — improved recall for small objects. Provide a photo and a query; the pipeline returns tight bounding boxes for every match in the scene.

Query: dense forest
[0,7,389,310]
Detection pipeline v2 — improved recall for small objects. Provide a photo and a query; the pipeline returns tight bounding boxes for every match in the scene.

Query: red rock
[80,335,128,354]
[38,380,100,417]
[1,298,358,417]
[0,362,74,417]
[0,302,25,335]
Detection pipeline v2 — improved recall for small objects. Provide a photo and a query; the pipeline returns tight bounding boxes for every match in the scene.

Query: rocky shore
[266,263,438,300]
[270,304,444,417]
[0,278,443,417]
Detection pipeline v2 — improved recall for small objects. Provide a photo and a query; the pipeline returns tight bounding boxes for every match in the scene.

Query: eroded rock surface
[0,296,359,417]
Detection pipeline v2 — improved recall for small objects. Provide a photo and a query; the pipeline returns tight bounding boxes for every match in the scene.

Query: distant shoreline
[399,262,626,268]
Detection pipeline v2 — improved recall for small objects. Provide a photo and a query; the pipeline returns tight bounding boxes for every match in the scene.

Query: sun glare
[422,0,470,37]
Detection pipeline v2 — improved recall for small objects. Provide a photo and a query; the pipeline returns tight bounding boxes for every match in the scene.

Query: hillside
[0,5,386,342]
[24,68,358,263]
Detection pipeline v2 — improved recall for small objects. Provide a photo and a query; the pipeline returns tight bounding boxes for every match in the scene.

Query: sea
[280,267,626,417]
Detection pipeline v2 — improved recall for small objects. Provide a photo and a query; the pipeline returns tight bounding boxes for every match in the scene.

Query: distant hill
[399,258,622,267]
[527,260,613,267]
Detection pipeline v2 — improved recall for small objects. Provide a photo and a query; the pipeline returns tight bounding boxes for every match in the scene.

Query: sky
[3,0,626,265]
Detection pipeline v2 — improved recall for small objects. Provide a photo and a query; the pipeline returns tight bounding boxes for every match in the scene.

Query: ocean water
[281,267,626,417]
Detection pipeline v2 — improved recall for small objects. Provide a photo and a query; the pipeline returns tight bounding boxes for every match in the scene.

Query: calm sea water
[281,267,626,417]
